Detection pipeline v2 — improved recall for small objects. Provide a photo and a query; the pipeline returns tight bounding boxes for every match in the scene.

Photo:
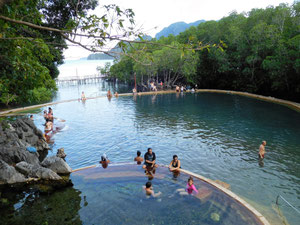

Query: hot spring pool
[0,164,265,225]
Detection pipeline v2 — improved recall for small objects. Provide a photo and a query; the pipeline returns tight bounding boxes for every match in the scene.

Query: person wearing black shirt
[143,148,158,170]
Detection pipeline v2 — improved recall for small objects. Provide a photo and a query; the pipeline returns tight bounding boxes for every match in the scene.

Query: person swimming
[143,181,161,197]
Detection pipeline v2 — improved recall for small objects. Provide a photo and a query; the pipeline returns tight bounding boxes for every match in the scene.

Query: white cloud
[64,0,295,59]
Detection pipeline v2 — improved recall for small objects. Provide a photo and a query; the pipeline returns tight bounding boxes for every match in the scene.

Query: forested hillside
[107,3,300,102]
[155,20,205,39]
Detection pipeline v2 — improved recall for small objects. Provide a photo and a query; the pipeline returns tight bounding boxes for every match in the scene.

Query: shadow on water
[0,185,82,225]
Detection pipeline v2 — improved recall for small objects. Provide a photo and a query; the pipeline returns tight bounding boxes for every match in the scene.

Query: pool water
[72,165,263,225]
[0,165,264,225]
[3,82,300,225]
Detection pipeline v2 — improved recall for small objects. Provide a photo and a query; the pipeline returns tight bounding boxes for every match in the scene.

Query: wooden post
[134,72,137,90]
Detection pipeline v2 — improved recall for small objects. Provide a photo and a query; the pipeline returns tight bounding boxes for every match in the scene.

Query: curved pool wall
[0,89,299,116]
[1,89,299,225]
[71,164,268,225]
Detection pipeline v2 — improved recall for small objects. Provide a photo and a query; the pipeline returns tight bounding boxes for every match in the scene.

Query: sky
[64,0,295,59]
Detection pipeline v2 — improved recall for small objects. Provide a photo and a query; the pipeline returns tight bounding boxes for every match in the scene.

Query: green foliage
[27,87,54,104]
[97,62,112,77]
[109,2,300,101]
[0,0,98,106]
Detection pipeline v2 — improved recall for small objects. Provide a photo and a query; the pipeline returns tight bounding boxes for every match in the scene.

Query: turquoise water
[71,165,263,225]
[0,165,264,225]
[5,82,300,224]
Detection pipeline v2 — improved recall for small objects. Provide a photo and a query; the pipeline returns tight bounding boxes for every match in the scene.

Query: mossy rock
[0,198,9,207]
[37,184,55,193]
[210,212,220,222]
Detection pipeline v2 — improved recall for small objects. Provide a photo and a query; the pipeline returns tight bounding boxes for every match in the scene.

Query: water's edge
[0,89,299,116]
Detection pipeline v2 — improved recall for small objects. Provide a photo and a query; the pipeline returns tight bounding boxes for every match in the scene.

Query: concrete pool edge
[0,89,299,116]
[72,163,271,225]
[179,168,271,225]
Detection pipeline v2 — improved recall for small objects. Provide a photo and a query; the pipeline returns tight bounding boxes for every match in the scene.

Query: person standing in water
[134,151,143,165]
[168,155,181,172]
[107,90,113,98]
[259,141,267,159]
[81,91,87,101]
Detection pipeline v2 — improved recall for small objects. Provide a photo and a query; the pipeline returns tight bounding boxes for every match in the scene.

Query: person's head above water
[101,153,107,162]
[145,181,152,189]
[262,141,267,146]
[188,176,194,186]
[147,148,152,154]
[137,151,141,156]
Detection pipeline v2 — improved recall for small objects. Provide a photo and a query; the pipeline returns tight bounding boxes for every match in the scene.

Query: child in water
[186,176,198,194]
[144,181,161,197]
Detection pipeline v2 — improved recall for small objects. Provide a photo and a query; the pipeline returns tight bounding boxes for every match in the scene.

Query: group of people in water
[79,90,119,102]
[99,147,198,198]
[107,90,118,98]
[42,107,66,143]
[43,107,54,131]
[100,141,268,197]
[175,85,195,93]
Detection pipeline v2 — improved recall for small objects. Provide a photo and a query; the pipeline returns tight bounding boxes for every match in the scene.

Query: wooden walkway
[55,75,106,86]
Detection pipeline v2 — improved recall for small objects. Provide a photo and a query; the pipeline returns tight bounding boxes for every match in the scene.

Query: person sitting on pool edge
[100,153,110,169]
[168,155,181,172]
[134,151,144,165]
[143,181,161,197]
[143,148,158,175]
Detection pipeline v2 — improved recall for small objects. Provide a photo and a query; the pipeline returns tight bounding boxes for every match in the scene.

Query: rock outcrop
[0,159,26,184]
[41,156,72,174]
[0,117,71,187]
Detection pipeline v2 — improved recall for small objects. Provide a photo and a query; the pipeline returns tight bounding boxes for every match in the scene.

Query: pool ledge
[72,163,271,225]
[1,89,299,116]
[178,168,271,225]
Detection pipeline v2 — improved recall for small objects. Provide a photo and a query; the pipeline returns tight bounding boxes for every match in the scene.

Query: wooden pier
[55,75,106,86]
